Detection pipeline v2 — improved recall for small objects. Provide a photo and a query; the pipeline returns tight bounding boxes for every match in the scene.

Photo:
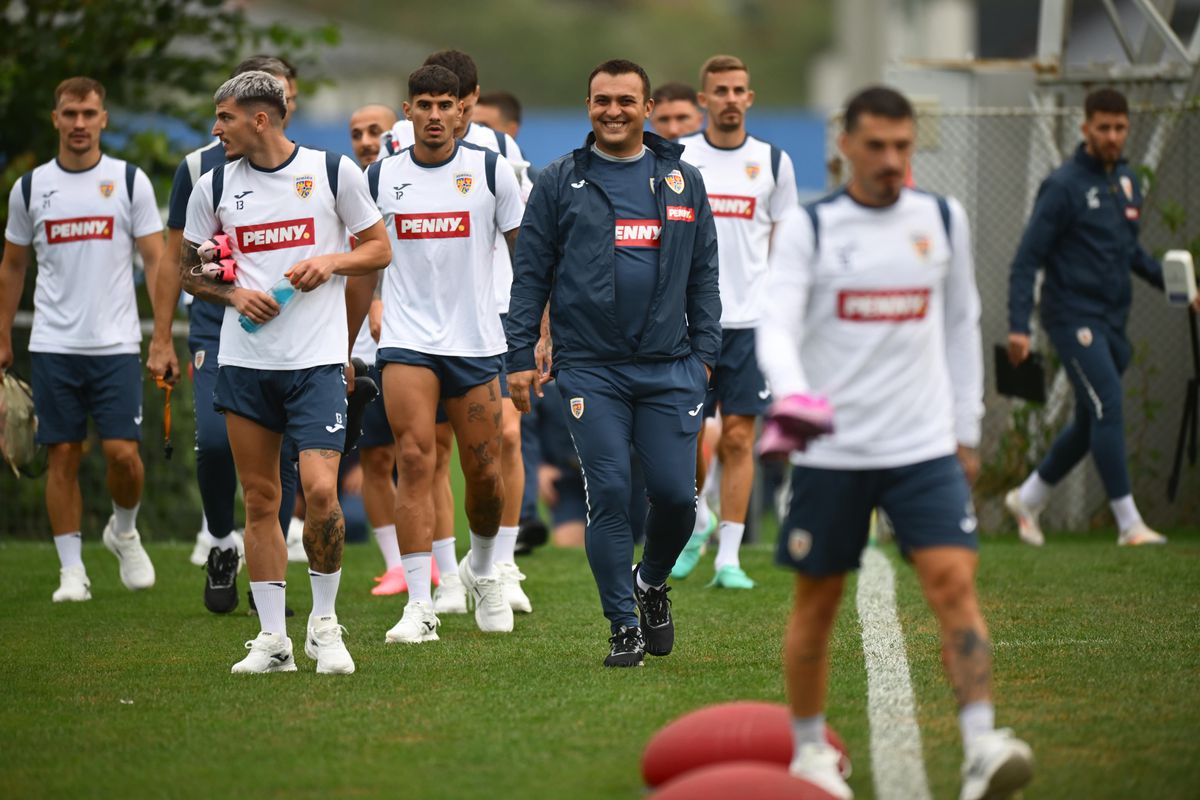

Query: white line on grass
[856,547,932,800]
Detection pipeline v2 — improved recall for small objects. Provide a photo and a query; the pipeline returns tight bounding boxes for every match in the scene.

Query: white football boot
[790,742,854,799]
[52,565,91,603]
[189,530,211,566]
[959,728,1034,800]
[458,552,513,633]
[385,600,441,644]
[496,561,532,613]
[433,572,468,614]
[1004,489,1044,547]
[304,615,355,674]
[102,516,156,590]
[231,631,297,674]
[1118,522,1168,546]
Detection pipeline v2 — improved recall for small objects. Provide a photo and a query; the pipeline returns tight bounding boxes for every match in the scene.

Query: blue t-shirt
[589,148,661,346]
[167,140,228,345]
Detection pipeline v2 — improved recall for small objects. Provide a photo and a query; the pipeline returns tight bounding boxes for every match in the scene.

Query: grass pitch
[1,528,1196,799]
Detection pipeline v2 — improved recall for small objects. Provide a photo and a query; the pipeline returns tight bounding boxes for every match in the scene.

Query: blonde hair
[699,55,749,88]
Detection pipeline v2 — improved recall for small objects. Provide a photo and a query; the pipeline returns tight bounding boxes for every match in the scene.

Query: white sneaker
[1004,489,1044,547]
[1118,522,1168,546]
[189,531,211,566]
[458,552,514,633]
[231,631,297,674]
[304,614,355,674]
[790,742,853,800]
[385,600,441,644]
[496,561,532,613]
[433,572,468,615]
[52,565,91,602]
[960,728,1034,800]
[102,516,156,590]
[286,517,307,562]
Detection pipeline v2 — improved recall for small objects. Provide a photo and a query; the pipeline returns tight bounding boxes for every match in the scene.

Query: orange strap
[154,377,173,459]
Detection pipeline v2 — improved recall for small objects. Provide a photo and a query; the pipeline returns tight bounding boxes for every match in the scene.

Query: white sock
[494,526,519,563]
[791,714,826,753]
[54,532,83,569]
[714,521,746,570]
[635,568,662,593]
[1110,494,1143,532]
[309,569,341,619]
[250,580,287,635]
[199,513,211,539]
[469,531,496,577]
[211,534,237,552]
[692,499,712,536]
[958,701,995,749]
[432,537,459,578]
[373,524,402,571]
[112,501,139,536]
[1018,472,1051,511]
[403,552,433,604]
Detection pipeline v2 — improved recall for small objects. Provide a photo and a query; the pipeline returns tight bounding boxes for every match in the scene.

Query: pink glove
[757,393,834,460]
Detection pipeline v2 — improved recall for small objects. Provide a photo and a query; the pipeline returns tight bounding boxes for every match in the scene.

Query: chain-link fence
[827,103,1200,531]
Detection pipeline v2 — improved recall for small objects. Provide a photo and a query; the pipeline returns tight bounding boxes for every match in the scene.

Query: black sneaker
[633,564,674,656]
[604,625,645,667]
[247,589,296,617]
[203,546,240,614]
[514,517,549,556]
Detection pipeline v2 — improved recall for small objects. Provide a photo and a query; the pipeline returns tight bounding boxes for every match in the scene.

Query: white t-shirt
[372,142,524,356]
[183,145,382,370]
[756,188,983,469]
[5,155,162,355]
[381,120,532,312]
[678,132,798,328]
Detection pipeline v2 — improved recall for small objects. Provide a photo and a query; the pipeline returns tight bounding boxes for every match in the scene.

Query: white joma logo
[571,179,587,189]
[325,423,345,433]
[687,402,703,417]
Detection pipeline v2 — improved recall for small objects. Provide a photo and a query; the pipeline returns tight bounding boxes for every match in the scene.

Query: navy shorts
[550,469,588,527]
[213,364,348,452]
[30,352,142,444]
[705,328,770,418]
[377,347,500,399]
[358,364,394,449]
[777,454,977,576]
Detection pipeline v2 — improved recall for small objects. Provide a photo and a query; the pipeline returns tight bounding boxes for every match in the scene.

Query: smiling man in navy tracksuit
[1005,88,1200,547]
[506,59,721,667]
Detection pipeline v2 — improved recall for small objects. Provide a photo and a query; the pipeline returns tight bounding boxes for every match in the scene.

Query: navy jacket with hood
[505,131,721,374]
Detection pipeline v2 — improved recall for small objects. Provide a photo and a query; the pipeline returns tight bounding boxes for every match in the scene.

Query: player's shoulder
[676,131,706,149]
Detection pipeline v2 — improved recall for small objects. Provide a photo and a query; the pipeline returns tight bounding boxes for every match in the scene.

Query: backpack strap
[936,194,952,242]
[125,162,137,201]
[484,149,498,196]
[366,160,382,203]
[20,173,32,212]
[495,128,508,157]
[803,202,820,253]
[325,151,341,199]
[186,148,205,188]
[769,144,782,182]
[211,163,225,212]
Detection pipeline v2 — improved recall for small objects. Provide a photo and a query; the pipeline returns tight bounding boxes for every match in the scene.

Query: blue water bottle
[239,277,297,333]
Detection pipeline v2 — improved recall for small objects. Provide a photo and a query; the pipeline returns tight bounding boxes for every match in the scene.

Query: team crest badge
[455,173,474,195]
[295,175,314,199]
[194,350,205,370]
[1077,327,1093,347]
[570,397,585,419]
[664,169,685,195]
[1119,175,1134,201]
[787,529,813,561]
[99,180,114,198]
[745,162,761,180]
[912,234,931,259]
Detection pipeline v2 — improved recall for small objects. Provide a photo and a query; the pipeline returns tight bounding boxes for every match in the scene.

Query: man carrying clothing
[1004,88,1200,546]
[506,59,720,668]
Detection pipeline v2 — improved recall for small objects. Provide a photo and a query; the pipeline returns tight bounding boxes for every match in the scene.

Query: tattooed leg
[445,379,505,537]
[298,449,346,573]
[912,547,993,706]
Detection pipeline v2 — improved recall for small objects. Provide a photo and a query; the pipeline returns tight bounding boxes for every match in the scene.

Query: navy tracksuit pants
[556,355,708,632]
[1037,322,1132,499]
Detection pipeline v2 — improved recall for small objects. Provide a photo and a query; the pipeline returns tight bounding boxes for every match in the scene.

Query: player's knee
[501,420,522,457]
[585,479,631,513]
[104,442,142,476]
[924,565,977,616]
[717,424,754,462]
[303,481,338,517]
[647,480,696,515]
[361,445,393,478]
[46,443,80,476]
[243,481,282,521]
[395,436,435,482]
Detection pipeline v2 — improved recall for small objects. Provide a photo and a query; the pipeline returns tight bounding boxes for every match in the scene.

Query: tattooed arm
[180,238,280,324]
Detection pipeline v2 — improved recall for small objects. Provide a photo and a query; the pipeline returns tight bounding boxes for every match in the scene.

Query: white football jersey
[370,142,524,357]
[679,133,798,328]
[350,305,377,364]
[5,155,162,355]
[381,120,532,313]
[756,188,983,469]
[183,146,382,371]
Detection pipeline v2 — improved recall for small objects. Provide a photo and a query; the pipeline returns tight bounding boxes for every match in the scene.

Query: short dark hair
[408,65,460,100]
[55,77,105,106]
[1085,88,1128,118]
[232,55,296,80]
[588,59,651,102]
[843,85,914,133]
[651,81,698,106]
[423,50,478,95]
[478,91,522,125]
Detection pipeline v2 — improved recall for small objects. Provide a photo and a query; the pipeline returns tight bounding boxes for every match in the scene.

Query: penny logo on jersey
[237,218,316,253]
[837,288,931,322]
[295,175,314,199]
[395,212,471,239]
[46,216,114,243]
[709,195,757,219]
[614,219,662,248]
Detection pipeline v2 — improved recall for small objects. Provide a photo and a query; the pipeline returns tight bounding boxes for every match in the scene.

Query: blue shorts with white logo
[376,347,500,399]
[30,352,142,444]
[776,454,977,576]
[358,364,393,449]
[213,364,348,453]
[704,327,770,418]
